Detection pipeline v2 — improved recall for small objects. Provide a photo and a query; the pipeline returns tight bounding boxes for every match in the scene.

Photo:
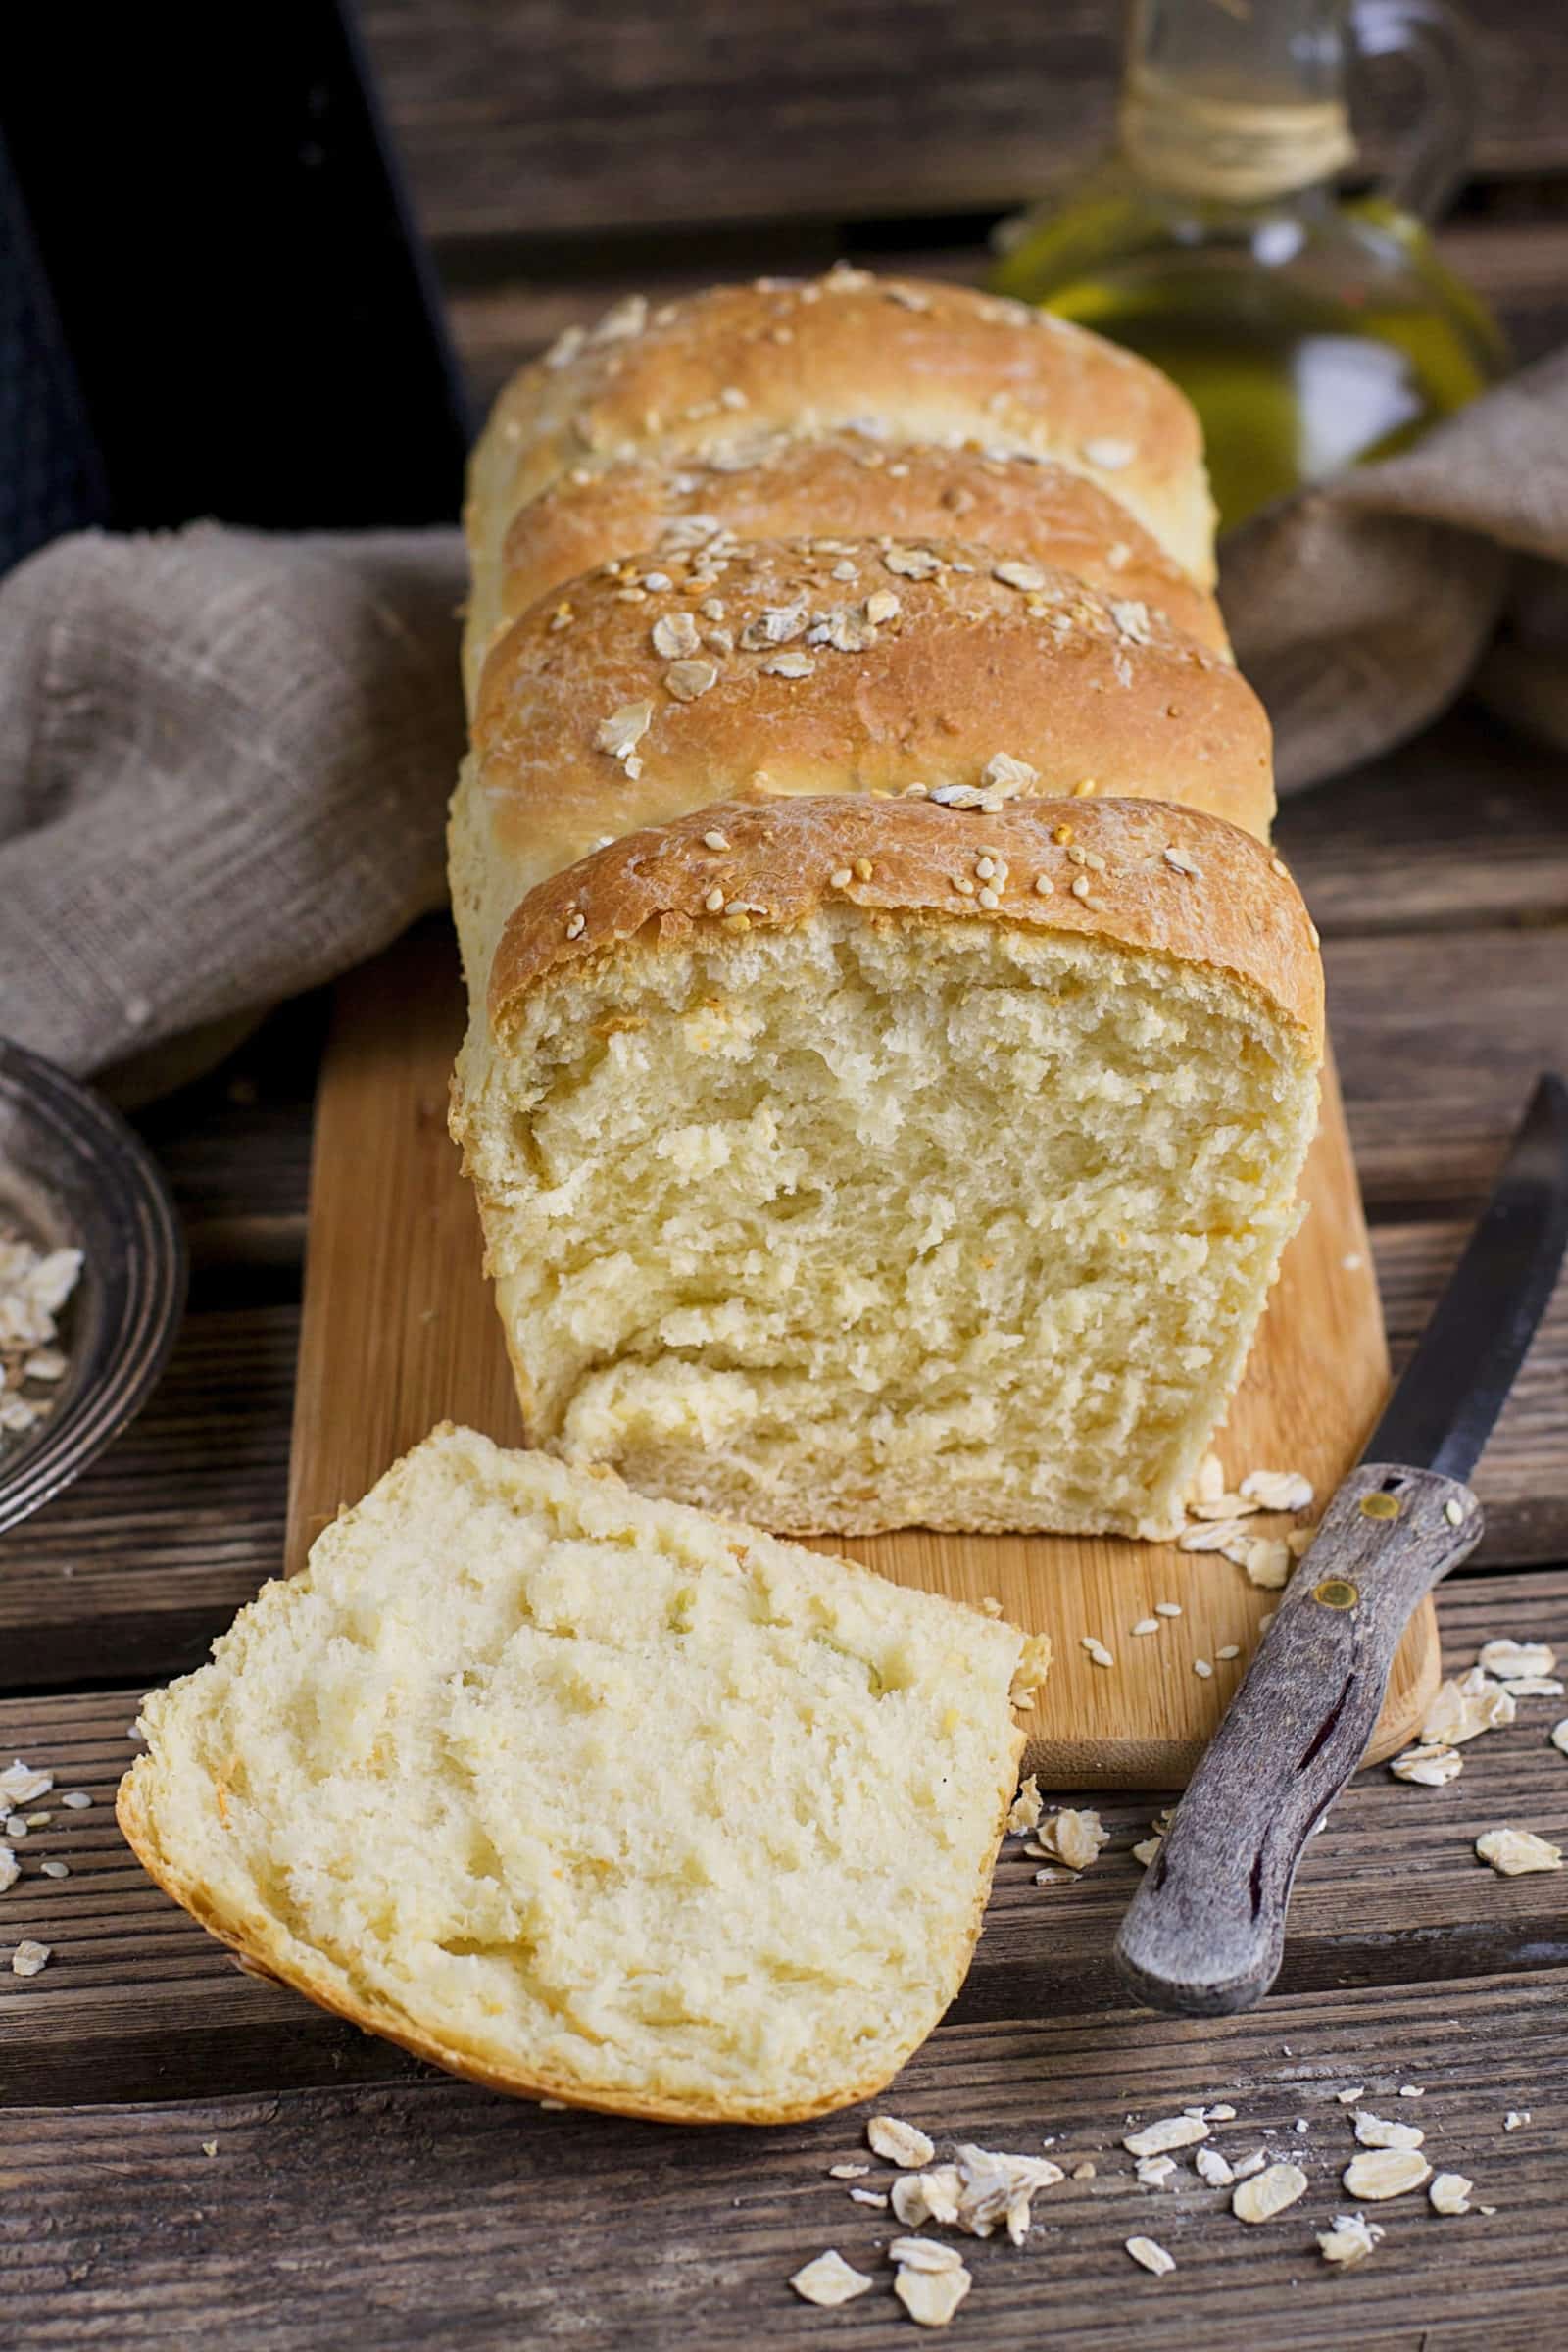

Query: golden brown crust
[467,268,1215,595]
[489,795,1324,1059]
[485,433,1229,686]
[466,533,1271,922]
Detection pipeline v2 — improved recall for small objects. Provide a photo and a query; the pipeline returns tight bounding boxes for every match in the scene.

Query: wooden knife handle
[1113,1462,1481,2017]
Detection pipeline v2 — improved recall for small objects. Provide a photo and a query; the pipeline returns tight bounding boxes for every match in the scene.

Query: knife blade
[1114,1071,1568,2018]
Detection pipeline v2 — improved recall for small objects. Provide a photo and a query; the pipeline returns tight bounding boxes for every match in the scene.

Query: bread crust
[466,269,1215,604]
[477,433,1229,699]
[486,794,1323,1057]
[461,532,1271,939]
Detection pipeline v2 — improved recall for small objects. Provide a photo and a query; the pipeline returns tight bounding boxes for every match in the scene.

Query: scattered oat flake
[1006,1774,1043,1835]
[1194,1658,1213,1679]
[890,2237,967,2276]
[1071,2162,1096,2180]
[869,2115,936,2169]
[1132,1835,1164,1868]
[1038,1808,1109,1872]
[1125,2235,1175,2277]
[1188,1492,1260,1521]
[1132,1617,1160,1637]
[11,1939,50,1977]
[1344,2149,1432,2201]
[828,2161,870,2179]
[1178,1519,1247,1552]
[1353,2110,1424,2151]
[1155,1601,1182,1618]
[1192,1453,1226,1504]
[1429,2172,1473,2215]
[1232,2162,1307,2223]
[0,1762,52,1807]
[790,2251,874,2307]
[61,1790,91,1809]
[595,700,653,759]
[1231,2152,1267,2180]
[1398,2086,1424,2098]
[1195,2147,1235,2188]
[1124,2115,1208,2159]
[849,2186,888,2208]
[1327,2085,1359,2102]
[1504,1676,1564,1697]
[1477,1827,1562,1875]
[943,2146,1064,2242]
[1080,1635,1114,1668]
[1240,1469,1314,1512]
[894,2260,972,2328]
[39,1860,68,1880]
[1391,1743,1463,1787]
[1136,2154,1176,2187]
[1479,1640,1555,1680]
[1423,1677,1512,1747]
[890,2167,959,2230]
[1551,1719,1568,1755]
[1317,2213,1384,2267]
[1242,1537,1293,1589]
[202,2139,219,2159]
[0,1847,17,1894]
[1504,2110,1529,2131]
[653,612,700,661]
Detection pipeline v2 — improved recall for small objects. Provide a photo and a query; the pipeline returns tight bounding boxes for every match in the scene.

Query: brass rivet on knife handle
[1313,1577,1358,1609]
[1360,1491,1400,1522]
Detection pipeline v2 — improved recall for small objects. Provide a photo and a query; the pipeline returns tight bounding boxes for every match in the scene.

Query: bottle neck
[1118,0,1358,205]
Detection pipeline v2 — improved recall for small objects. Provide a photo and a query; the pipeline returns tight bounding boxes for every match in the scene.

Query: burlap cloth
[3,345,1566,1096]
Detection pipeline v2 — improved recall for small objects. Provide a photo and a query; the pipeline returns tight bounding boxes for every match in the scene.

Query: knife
[1114,1071,1568,2018]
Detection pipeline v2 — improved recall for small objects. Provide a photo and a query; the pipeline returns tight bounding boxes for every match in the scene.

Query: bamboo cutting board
[285,922,1439,1787]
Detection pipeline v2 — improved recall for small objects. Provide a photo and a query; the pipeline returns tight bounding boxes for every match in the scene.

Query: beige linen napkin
[2,348,1564,1093]
[1222,344,1568,791]
[0,522,465,1082]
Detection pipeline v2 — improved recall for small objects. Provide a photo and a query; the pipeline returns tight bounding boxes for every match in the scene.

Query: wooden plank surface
[4,1575,1555,2108]
[5,1963,1563,2348]
[357,0,1568,242]
[282,927,1435,1785]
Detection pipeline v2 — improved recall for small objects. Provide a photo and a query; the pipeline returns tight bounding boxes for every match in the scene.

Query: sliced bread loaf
[118,1424,1047,2124]
[453,796,1322,1539]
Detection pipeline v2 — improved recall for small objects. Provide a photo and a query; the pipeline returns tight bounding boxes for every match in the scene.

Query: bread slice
[453,796,1322,1539]
[451,531,1271,962]
[466,432,1230,705]
[118,1425,1046,2124]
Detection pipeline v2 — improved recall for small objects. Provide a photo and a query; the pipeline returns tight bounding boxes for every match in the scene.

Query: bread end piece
[119,1425,1041,2124]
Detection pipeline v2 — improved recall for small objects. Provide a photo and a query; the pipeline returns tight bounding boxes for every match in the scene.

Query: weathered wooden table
[6,8,1568,2343]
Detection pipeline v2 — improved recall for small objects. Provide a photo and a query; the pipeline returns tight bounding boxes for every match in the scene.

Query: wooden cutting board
[285,922,1439,1787]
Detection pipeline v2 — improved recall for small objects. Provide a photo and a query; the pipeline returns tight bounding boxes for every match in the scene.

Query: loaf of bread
[118,1424,1047,2122]
[450,262,1317,1539]
[454,796,1321,1538]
